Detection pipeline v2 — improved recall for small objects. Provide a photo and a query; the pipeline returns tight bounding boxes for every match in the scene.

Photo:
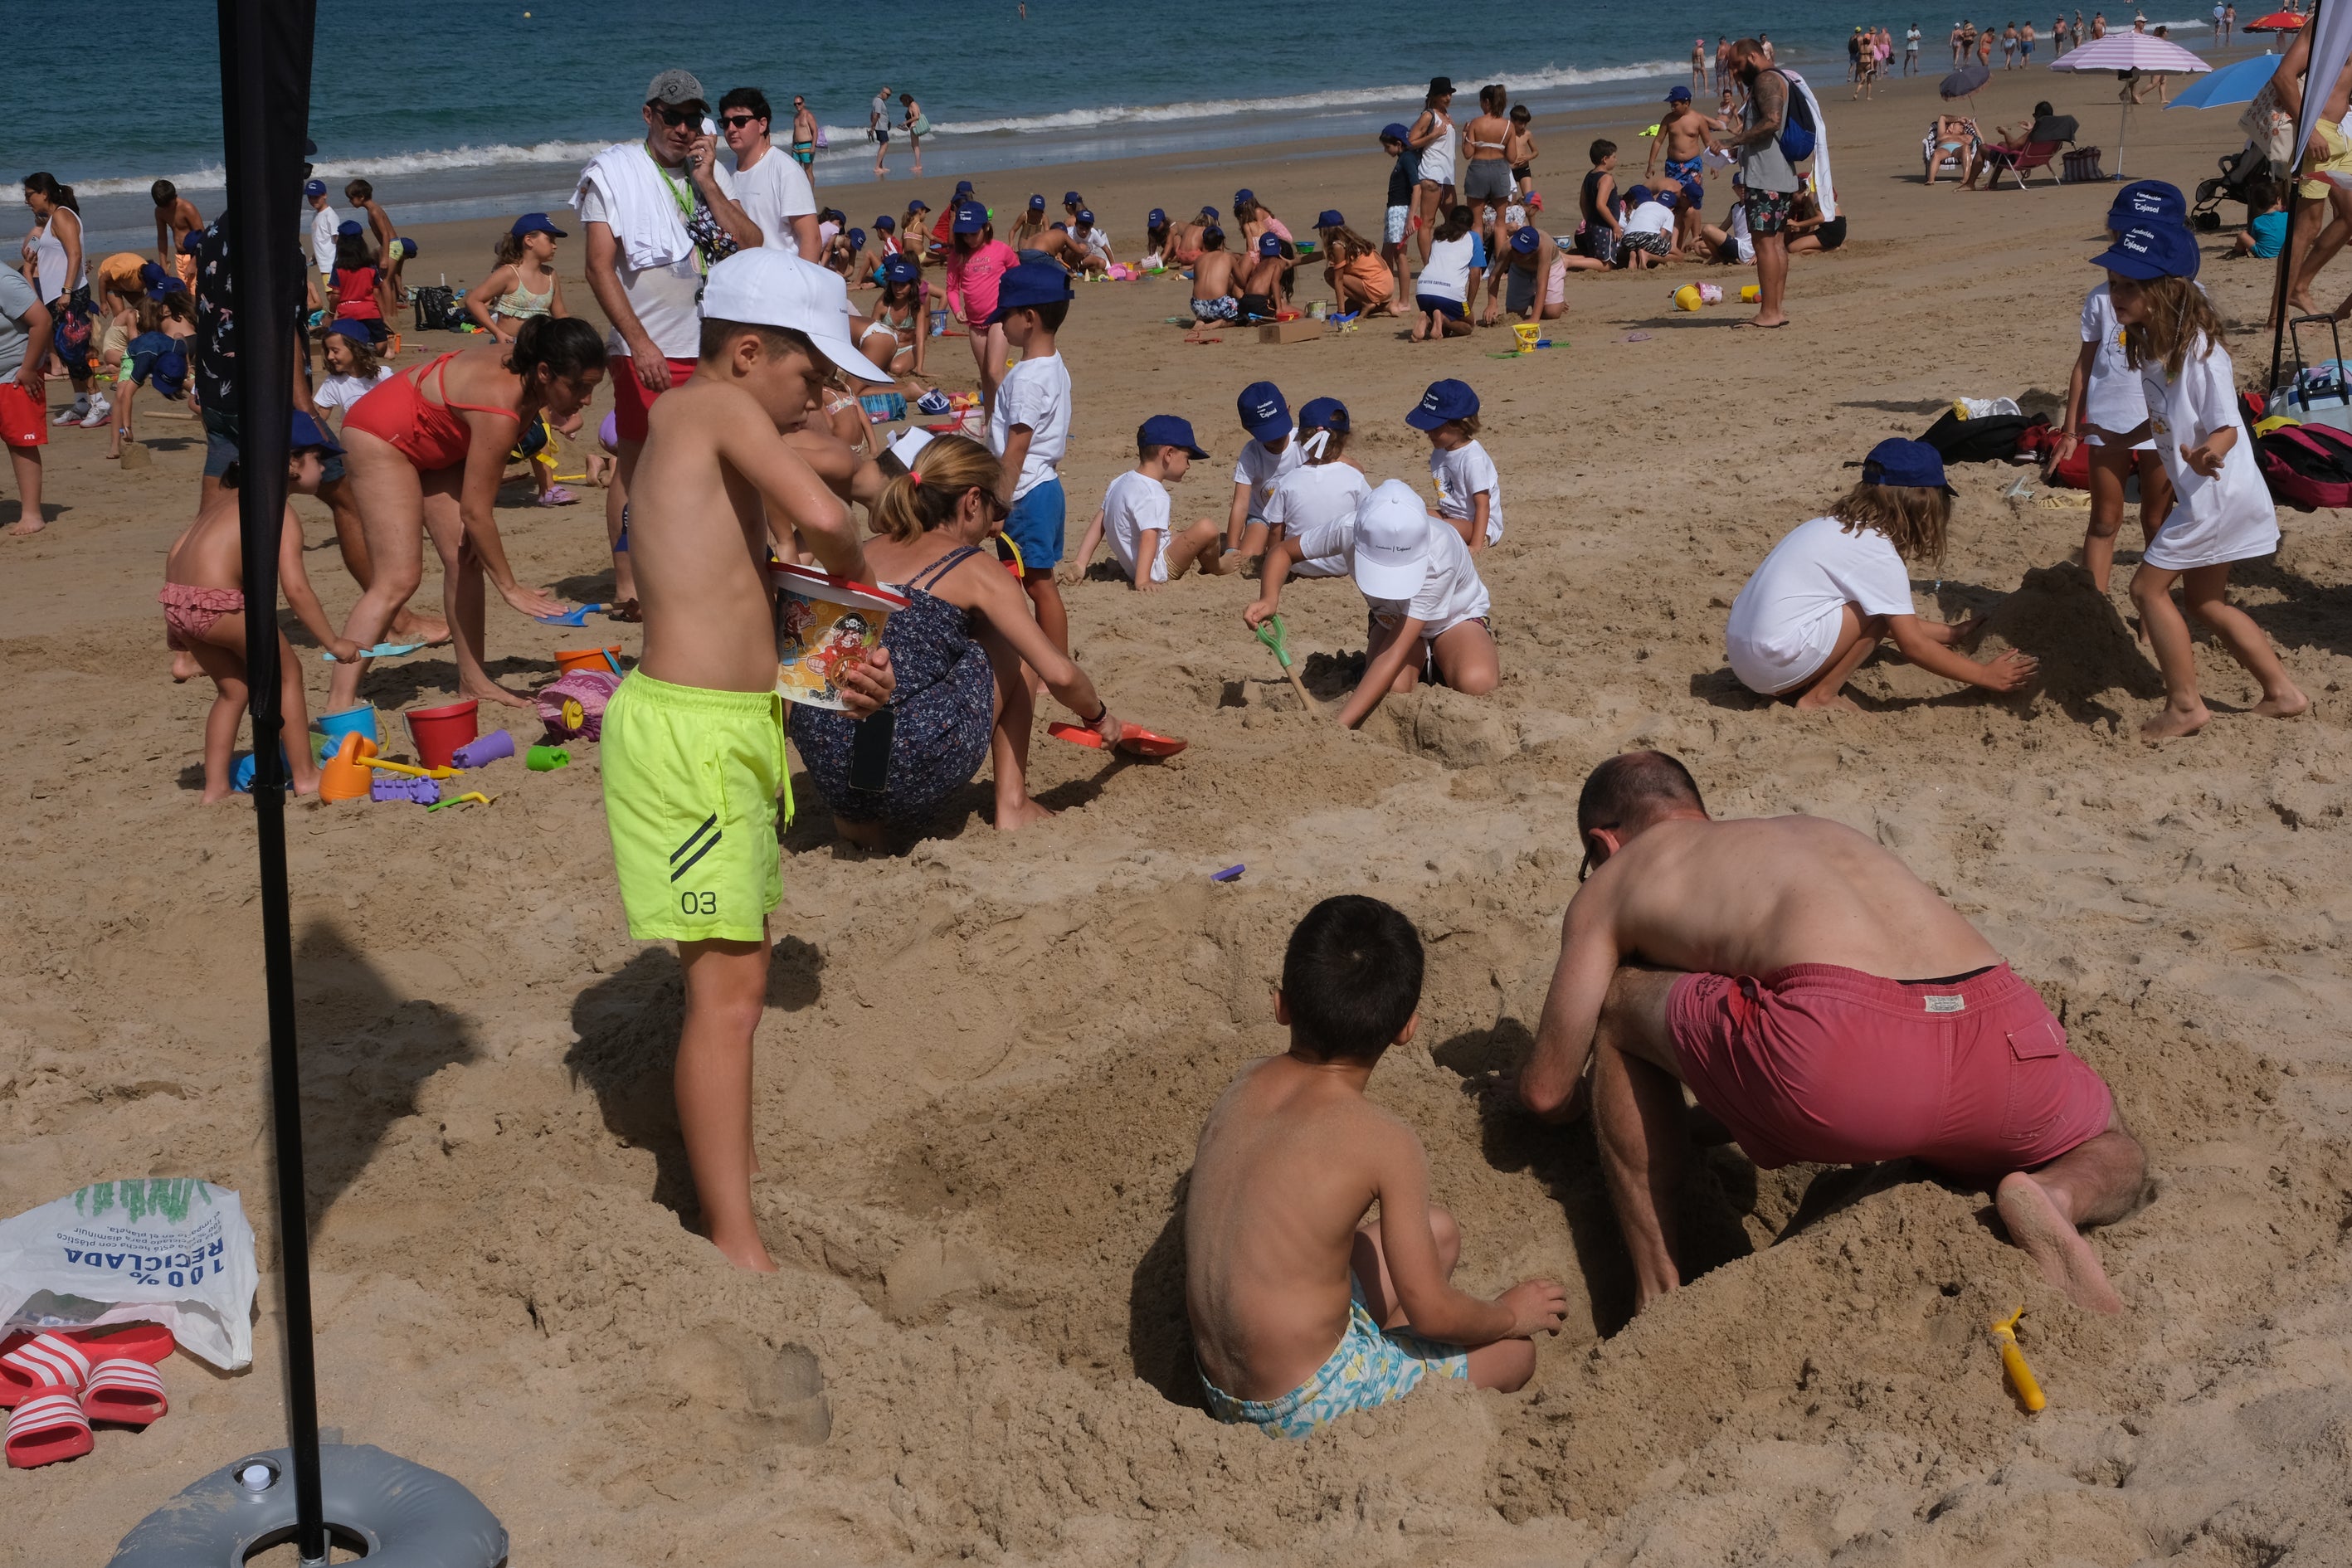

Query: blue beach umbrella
[2164,53,2281,110]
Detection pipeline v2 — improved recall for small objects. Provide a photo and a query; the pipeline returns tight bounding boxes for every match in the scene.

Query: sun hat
[645,68,705,106]
[1861,437,1955,494]
[1428,75,1455,96]
[1351,480,1434,600]
[885,428,934,468]
[1511,226,1541,254]
[951,201,986,234]
[699,250,888,382]
[1315,208,1346,229]
[1405,378,1479,431]
[1238,380,1292,441]
[1138,414,1210,458]
[1258,233,1283,256]
[2092,220,2200,280]
[984,261,1075,324]
[882,256,919,285]
[510,212,567,237]
[1298,396,1349,432]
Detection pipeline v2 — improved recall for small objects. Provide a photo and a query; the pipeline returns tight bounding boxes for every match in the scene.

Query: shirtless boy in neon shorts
[1186,896,1569,1437]
[1517,752,2146,1315]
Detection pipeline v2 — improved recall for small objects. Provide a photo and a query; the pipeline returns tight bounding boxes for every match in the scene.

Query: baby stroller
[2192,140,2272,231]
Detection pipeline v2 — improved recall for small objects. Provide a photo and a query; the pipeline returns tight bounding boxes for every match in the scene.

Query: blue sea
[28,0,2225,252]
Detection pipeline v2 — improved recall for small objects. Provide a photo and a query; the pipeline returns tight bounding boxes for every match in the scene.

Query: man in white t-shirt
[304,181,339,289]
[576,67,762,611]
[1072,415,1234,589]
[1227,379,1303,563]
[1905,23,1921,72]
[718,86,819,256]
[1723,440,2037,707]
[871,85,894,178]
[1246,478,1499,728]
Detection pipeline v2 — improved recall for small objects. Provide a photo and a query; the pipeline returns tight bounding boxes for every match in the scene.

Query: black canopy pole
[217,1,326,1562]
[2271,0,2321,393]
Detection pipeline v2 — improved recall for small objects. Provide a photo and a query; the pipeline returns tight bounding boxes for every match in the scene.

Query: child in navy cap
[1407,380,1503,553]
[1070,415,1237,589]
[1225,380,1303,562]
[1724,439,2038,709]
[987,262,1079,651]
[2084,222,2306,741]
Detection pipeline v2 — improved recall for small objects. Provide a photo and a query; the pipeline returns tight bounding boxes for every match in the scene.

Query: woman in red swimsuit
[328,317,606,713]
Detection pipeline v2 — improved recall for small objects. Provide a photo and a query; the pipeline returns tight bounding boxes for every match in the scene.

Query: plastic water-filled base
[106,1442,506,1567]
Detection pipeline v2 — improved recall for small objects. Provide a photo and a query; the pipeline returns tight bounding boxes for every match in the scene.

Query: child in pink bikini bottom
[158,583,246,650]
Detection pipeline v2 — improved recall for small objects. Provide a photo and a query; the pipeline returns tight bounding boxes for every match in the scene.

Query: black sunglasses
[650,103,704,128]
[719,113,761,130]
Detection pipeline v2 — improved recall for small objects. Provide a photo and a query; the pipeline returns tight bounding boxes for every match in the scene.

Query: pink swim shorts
[1666,962,2113,1181]
[158,582,246,650]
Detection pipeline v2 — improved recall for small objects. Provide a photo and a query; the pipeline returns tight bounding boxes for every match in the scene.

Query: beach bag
[2062,147,2106,183]
[0,1181,259,1371]
[2239,78,2296,169]
[411,285,460,331]
[536,668,622,741]
[1775,70,1817,163]
[1916,407,2033,463]
[2257,421,2352,509]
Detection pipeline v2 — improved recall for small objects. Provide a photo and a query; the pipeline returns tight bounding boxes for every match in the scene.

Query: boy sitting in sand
[161,412,361,801]
[1189,227,1241,324]
[1186,895,1568,1437]
[1069,416,1238,590]
[599,250,894,1272]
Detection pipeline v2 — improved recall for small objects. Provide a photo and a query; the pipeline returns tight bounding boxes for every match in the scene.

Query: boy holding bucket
[599,250,894,1273]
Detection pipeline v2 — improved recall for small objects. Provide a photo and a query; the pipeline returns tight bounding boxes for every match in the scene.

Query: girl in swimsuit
[1408,79,1458,262]
[857,256,931,380]
[465,214,569,343]
[786,436,1128,844]
[327,317,606,713]
[1462,85,1517,254]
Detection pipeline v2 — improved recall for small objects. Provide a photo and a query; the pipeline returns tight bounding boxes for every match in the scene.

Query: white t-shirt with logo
[1429,439,1503,543]
[2140,337,2280,571]
[990,351,1072,500]
[1724,514,1916,694]
[1101,469,1173,583]
[1264,462,1370,577]
[730,146,818,256]
[1291,505,1492,637]
[2079,282,2154,450]
[1233,434,1303,522]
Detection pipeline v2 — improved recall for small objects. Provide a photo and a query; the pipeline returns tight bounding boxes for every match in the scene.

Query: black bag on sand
[1917,408,2033,464]
[411,285,461,331]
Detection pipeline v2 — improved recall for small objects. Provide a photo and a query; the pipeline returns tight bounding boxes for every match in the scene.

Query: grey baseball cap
[645,68,706,106]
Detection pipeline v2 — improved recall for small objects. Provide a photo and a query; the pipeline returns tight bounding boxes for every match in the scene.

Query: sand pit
[7,63,2352,1568]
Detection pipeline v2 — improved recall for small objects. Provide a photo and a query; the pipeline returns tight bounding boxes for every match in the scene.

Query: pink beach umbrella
[2048,33,2213,174]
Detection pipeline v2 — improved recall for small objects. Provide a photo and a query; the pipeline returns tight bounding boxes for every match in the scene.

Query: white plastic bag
[0,1180,258,1371]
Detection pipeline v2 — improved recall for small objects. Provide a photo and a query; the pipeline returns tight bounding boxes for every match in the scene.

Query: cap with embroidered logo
[1237,380,1292,441]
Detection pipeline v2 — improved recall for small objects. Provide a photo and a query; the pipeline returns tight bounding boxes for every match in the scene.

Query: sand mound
[1970,562,2166,717]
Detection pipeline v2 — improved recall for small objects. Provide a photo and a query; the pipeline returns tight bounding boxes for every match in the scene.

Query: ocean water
[24,0,2224,253]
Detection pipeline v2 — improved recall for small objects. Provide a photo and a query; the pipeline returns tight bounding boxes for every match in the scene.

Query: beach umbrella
[2048,32,2213,174]
[107,4,505,1566]
[1940,63,1993,98]
[2242,10,2306,30]
[2164,52,2281,108]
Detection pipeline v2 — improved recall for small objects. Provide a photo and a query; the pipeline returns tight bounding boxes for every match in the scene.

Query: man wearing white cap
[597,246,891,1273]
[1243,477,1497,728]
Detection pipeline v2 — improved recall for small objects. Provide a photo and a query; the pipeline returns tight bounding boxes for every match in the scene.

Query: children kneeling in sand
[1186,896,1567,1437]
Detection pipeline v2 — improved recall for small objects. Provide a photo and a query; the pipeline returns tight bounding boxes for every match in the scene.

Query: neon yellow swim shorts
[599,671,791,944]
[2301,118,2352,201]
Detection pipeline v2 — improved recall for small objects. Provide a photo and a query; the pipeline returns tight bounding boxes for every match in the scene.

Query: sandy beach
[7,57,2352,1566]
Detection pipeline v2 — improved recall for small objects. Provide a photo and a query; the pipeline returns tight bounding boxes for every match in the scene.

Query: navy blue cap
[952,201,987,234]
[984,260,1074,324]
[2108,179,2187,230]
[1381,122,1412,144]
[1139,413,1209,458]
[1511,226,1541,254]
[956,179,975,196]
[1030,193,1047,210]
[1626,184,1654,207]
[1298,396,1349,432]
[848,227,865,247]
[883,256,919,285]
[1148,207,1166,226]
[1050,222,1068,231]
[304,179,327,197]
[1234,187,1256,207]
[1315,208,1346,229]
[1405,378,1479,431]
[325,317,375,344]
[138,261,168,289]
[1200,204,1219,219]
[178,230,202,254]
[1667,85,1692,102]
[1680,179,1704,207]
[908,198,930,211]
[1238,380,1291,441]
[1258,233,1282,256]
[1656,189,1678,209]
[511,212,567,237]
[1861,437,1953,494]
[876,213,896,229]
[1064,190,1083,204]
[290,409,343,455]
[335,219,363,236]
[1077,208,1095,224]
[396,237,420,259]
[2094,220,2200,281]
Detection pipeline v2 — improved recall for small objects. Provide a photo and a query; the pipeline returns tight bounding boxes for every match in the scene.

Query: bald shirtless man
[2274,17,2352,314]
[1516,752,2145,1315]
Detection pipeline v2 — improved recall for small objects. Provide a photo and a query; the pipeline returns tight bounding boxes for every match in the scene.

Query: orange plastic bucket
[405,699,480,769]
[555,645,624,675]
[319,733,377,803]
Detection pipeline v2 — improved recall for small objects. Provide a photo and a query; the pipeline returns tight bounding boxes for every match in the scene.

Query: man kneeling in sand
[1516,752,2145,1314]
[1187,896,1568,1437]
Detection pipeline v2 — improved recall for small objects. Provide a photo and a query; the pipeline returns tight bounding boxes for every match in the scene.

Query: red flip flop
[80,1360,168,1428]
[0,1323,174,1405]
[4,1389,93,1468]
[1048,721,1189,758]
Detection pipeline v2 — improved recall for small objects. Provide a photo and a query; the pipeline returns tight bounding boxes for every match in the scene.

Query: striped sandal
[81,1360,168,1428]
[0,1323,174,1405]
[4,1388,94,1468]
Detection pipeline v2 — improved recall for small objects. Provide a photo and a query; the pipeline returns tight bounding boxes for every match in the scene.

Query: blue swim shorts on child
[1199,1273,1468,1439]
[1001,475,1066,571]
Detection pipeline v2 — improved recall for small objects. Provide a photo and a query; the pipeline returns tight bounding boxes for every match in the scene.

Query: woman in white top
[1261,397,1368,577]
[22,173,99,425]
[1725,440,2037,709]
[2084,226,2306,741]
[1407,78,1457,263]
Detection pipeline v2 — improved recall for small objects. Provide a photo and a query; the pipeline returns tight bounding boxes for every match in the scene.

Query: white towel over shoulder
[572,144,693,271]
[1781,69,1838,219]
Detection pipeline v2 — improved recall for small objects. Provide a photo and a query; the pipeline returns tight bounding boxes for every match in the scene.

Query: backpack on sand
[2257,421,2352,509]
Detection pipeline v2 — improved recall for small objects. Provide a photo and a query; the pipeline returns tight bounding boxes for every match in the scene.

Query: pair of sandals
[2,1324,173,1468]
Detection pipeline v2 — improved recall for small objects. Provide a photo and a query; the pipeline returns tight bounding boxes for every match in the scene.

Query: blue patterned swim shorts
[1199,1273,1469,1438]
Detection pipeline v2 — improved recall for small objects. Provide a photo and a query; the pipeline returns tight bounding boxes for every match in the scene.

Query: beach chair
[1983,139,2067,189]
[1922,120,1970,180]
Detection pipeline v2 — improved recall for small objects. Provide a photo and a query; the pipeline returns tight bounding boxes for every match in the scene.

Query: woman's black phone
[849,707,895,792]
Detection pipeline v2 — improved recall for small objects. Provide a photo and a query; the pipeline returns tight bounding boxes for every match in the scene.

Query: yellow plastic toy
[1512,322,1541,352]
[1673,284,1703,312]
[1740,284,1760,303]
[1990,1307,2045,1412]
[359,756,460,782]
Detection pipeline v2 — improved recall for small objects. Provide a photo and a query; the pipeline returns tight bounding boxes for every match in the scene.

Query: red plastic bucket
[405,699,480,769]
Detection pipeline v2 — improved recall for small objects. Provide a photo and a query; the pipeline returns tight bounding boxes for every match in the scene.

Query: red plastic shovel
[1048,722,1188,758]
